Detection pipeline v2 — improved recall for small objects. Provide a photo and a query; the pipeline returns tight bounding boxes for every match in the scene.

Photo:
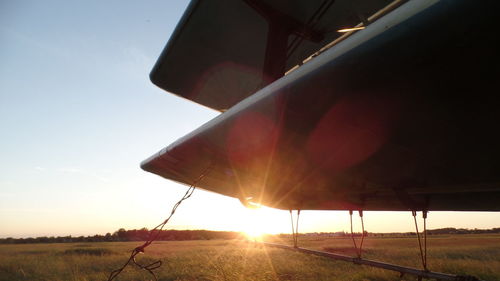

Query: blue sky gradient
[1,0,498,238]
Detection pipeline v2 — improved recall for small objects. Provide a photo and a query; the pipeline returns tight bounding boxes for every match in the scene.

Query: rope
[289,210,301,248]
[423,210,428,269]
[107,164,212,281]
[349,210,357,253]
[412,210,428,270]
[359,211,365,258]
[289,210,295,247]
[296,210,301,247]
[349,210,365,258]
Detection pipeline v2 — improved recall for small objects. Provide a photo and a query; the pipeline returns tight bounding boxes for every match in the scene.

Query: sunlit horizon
[1,1,499,240]
[2,190,499,238]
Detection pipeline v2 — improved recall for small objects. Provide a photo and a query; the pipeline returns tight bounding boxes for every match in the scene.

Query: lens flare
[337,26,365,33]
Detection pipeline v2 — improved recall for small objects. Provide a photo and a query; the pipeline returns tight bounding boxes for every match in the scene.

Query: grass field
[0,234,498,281]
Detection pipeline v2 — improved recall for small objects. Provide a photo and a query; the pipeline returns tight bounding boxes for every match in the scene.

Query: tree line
[0,228,242,244]
[363,227,500,237]
[0,227,498,244]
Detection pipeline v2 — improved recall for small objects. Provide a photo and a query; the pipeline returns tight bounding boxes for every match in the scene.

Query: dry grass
[0,234,498,281]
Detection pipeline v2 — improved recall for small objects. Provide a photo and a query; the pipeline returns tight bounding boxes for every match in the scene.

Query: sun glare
[241,206,284,240]
[244,228,265,239]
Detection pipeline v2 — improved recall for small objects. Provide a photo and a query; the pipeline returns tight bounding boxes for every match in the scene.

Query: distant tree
[114,228,127,241]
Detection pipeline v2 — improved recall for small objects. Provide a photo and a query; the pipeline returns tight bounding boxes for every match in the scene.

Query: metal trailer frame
[259,242,482,281]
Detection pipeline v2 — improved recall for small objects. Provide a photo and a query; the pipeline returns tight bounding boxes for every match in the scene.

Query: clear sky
[0,0,498,238]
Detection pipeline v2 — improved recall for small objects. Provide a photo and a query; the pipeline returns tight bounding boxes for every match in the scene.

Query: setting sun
[240,206,286,239]
[243,228,264,239]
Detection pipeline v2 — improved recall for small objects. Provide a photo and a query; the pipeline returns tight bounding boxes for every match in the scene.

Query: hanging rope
[107,164,213,281]
[296,210,301,247]
[359,211,365,257]
[412,210,428,270]
[423,210,427,269]
[349,210,365,259]
[289,210,301,248]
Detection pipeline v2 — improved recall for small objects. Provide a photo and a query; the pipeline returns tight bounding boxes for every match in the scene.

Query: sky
[0,0,498,238]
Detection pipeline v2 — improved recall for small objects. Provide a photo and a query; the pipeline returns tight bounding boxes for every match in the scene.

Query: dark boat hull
[142,0,500,211]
